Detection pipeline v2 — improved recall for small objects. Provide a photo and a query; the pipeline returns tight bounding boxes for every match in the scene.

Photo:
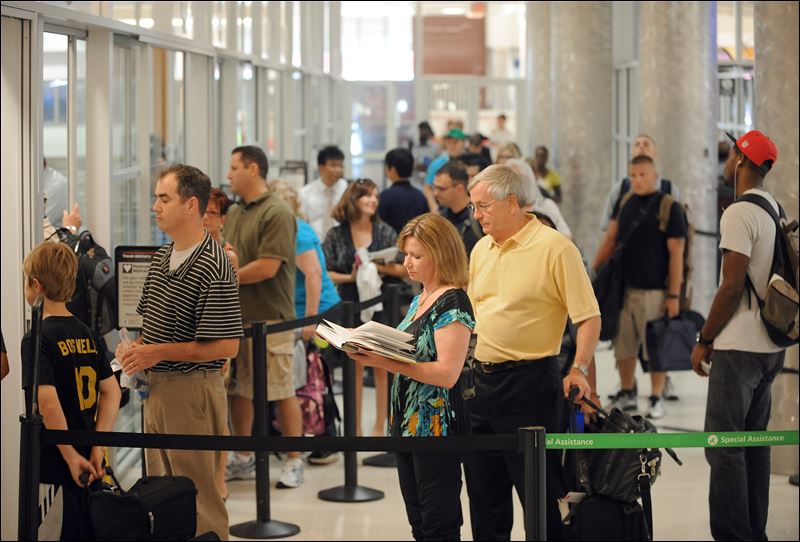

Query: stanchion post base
[230,519,301,539]
[318,485,385,503]
[362,452,396,468]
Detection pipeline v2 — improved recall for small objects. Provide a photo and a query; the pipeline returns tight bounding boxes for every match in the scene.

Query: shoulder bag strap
[614,194,661,253]
[732,194,784,306]
[639,471,654,540]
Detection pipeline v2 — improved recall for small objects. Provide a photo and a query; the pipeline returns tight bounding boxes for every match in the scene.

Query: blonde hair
[397,213,469,288]
[497,142,522,160]
[468,163,531,208]
[267,179,303,218]
[23,242,78,302]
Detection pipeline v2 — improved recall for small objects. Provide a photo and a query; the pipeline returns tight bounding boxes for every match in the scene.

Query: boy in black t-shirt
[21,242,121,541]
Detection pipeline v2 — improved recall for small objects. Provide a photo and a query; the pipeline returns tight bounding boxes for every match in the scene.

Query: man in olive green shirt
[223,145,305,489]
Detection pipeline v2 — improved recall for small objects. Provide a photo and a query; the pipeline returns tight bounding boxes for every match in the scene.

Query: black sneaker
[608,380,637,400]
[308,451,339,465]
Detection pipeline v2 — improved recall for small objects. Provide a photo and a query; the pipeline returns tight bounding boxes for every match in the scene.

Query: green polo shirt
[225,190,297,321]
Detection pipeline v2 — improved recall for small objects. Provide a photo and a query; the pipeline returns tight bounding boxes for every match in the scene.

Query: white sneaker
[276,458,304,489]
[609,389,638,411]
[225,454,256,481]
[646,395,665,419]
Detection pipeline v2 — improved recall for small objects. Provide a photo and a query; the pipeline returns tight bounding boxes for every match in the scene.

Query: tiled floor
[222,347,799,540]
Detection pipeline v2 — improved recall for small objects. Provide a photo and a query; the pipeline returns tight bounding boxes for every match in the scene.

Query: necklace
[418,285,443,311]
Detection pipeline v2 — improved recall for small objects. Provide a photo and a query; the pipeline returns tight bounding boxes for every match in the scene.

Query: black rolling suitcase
[89,468,198,540]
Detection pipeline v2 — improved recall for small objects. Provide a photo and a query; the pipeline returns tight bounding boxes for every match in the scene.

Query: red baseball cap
[726,130,778,168]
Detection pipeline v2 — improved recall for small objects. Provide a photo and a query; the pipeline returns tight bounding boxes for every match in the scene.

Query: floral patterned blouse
[390,288,475,437]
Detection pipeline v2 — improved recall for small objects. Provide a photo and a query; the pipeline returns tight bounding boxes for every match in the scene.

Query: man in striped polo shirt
[118,165,242,540]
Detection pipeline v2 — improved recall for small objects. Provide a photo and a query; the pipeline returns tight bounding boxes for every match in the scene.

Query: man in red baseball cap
[692,128,785,540]
[725,129,778,177]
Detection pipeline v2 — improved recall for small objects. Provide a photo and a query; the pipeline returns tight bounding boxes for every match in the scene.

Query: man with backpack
[692,130,794,541]
[592,155,687,419]
[598,134,684,402]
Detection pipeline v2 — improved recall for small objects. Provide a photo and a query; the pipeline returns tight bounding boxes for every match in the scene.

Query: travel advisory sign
[115,245,161,331]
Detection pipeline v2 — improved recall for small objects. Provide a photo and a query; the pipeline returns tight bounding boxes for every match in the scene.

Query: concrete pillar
[552,1,613,258]
[756,0,799,477]
[754,1,799,220]
[529,1,554,154]
[639,1,717,315]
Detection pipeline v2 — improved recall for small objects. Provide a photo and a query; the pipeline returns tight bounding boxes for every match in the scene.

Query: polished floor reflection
[226,347,798,541]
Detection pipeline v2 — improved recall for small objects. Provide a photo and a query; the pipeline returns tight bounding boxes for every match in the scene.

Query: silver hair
[505,159,545,208]
[468,164,532,207]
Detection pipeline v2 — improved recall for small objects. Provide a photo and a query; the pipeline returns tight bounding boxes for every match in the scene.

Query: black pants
[395,451,463,541]
[463,358,566,541]
[705,349,785,541]
[57,481,94,541]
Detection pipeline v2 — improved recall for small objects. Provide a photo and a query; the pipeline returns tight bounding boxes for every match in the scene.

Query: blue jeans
[704,349,784,541]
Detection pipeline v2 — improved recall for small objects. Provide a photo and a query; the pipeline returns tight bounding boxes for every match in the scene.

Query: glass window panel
[237,62,257,145]
[292,1,302,67]
[42,32,69,226]
[289,71,305,158]
[280,1,290,64]
[351,85,387,156]
[486,2,525,79]
[265,69,282,159]
[261,2,271,60]
[172,1,194,39]
[426,82,468,136]
[239,1,254,55]
[477,84,517,139]
[213,1,228,48]
[75,39,87,214]
[323,1,331,73]
[341,1,413,81]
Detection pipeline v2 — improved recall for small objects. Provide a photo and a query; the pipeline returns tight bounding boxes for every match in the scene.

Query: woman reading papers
[347,213,474,540]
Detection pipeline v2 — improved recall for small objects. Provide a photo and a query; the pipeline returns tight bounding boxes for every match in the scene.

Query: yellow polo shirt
[468,215,600,363]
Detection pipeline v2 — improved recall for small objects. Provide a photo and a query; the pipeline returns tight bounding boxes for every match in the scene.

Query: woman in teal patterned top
[348,213,474,540]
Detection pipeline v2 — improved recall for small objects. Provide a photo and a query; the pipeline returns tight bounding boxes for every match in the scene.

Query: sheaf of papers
[368,246,399,263]
[315,319,417,364]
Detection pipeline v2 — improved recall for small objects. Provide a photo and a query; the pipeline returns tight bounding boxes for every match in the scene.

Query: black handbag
[89,468,198,541]
[593,197,661,341]
[645,311,705,372]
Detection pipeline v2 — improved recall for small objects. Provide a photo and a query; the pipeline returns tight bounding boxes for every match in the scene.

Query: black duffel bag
[89,468,198,540]
[645,311,705,372]
[593,255,625,341]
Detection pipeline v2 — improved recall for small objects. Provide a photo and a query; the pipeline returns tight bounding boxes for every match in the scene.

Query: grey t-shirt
[714,188,783,353]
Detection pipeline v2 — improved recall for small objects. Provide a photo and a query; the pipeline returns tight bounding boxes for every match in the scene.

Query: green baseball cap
[445,128,467,140]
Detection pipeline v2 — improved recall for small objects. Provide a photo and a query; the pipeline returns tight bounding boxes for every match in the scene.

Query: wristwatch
[571,364,590,378]
[66,225,78,233]
[697,331,714,346]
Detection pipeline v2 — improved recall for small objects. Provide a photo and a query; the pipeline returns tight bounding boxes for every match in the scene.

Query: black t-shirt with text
[21,316,114,485]
[612,191,687,290]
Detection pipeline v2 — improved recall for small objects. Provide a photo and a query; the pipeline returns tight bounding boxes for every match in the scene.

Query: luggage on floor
[88,468,198,541]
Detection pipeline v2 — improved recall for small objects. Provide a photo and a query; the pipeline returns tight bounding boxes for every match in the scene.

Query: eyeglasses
[432,184,454,193]
[467,199,497,215]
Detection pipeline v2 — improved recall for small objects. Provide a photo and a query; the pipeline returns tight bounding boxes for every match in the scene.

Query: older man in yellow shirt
[464,164,601,541]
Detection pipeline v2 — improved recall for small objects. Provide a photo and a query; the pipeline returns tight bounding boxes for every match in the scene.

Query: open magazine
[315,319,417,364]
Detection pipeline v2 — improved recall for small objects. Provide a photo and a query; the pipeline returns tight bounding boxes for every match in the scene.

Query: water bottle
[573,407,585,433]
[118,328,149,400]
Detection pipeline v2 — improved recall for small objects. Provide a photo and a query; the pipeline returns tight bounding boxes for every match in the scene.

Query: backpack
[617,191,695,311]
[734,194,800,347]
[59,229,118,335]
[273,342,339,436]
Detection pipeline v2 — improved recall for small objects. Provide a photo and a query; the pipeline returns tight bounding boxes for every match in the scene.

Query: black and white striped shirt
[137,231,243,372]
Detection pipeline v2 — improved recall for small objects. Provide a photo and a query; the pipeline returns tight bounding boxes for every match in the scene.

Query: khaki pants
[144,370,229,540]
[613,288,666,361]
[227,322,296,401]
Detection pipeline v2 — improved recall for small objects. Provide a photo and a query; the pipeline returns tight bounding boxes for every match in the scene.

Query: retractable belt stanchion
[363,284,400,469]
[520,426,547,542]
[18,299,44,542]
[231,321,300,539]
[318,301,385,502]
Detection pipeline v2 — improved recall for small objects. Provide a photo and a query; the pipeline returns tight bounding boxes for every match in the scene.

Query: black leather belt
[475,357,554,374]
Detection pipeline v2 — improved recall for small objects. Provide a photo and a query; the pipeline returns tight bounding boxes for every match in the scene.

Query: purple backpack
[273,343,327,436]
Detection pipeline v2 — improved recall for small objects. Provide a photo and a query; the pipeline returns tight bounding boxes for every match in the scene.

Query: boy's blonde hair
[23,242,78,302]
[397,213,469,288]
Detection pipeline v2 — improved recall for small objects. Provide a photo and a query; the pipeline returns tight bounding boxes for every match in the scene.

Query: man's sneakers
[608,380,637,400]
[662,375,679,401]
[646,395,665,419]
[308,451,339,465]
[609,389,638,411]
[226,454,256,481]
[276,458,305,489]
